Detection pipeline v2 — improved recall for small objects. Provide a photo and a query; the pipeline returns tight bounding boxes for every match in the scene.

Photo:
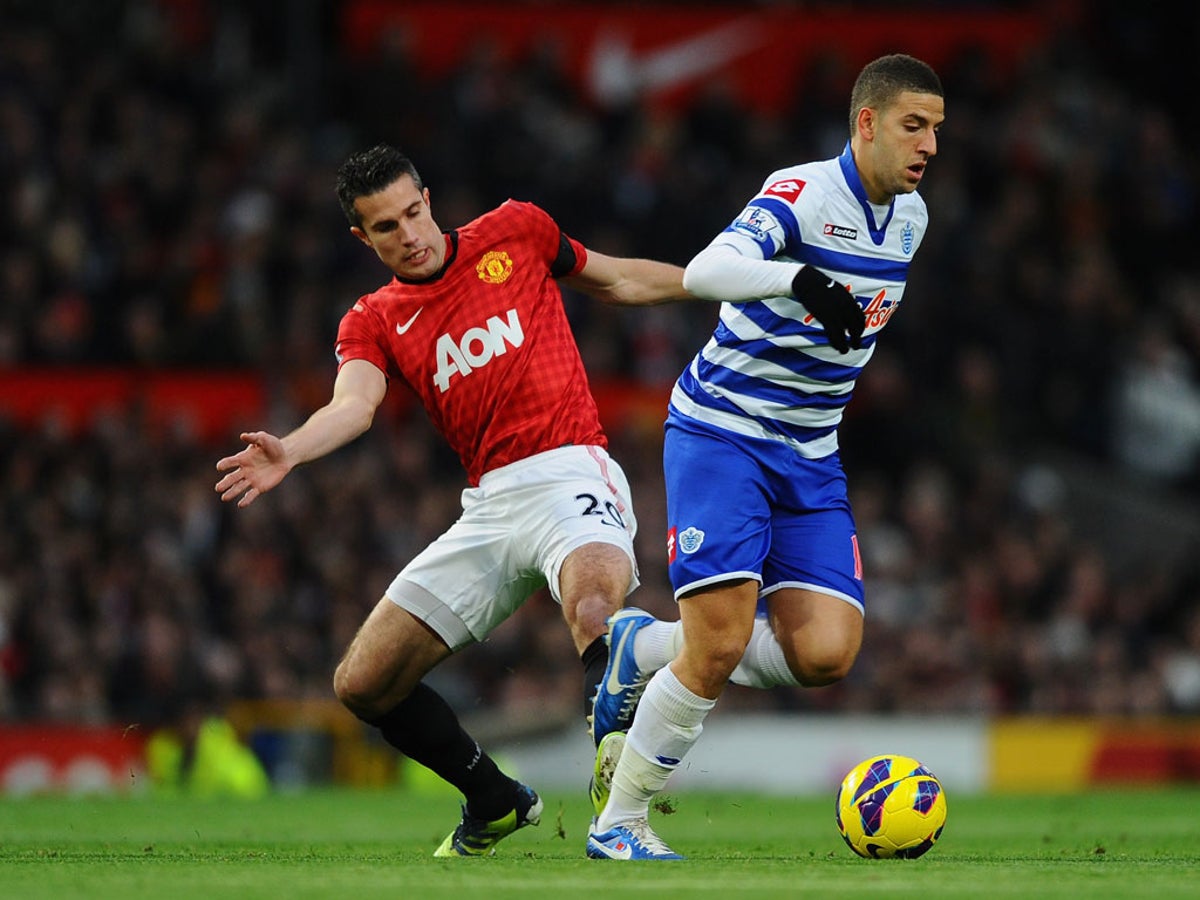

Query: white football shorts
[386,444,639,650]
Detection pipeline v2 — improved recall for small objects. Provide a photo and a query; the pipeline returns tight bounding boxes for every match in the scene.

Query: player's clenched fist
[791,264,864,353]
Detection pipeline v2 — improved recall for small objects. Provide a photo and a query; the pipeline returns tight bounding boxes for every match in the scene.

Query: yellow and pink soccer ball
[835,754,947,859]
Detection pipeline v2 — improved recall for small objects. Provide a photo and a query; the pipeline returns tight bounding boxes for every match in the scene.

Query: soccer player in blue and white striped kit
[588,53,945,860]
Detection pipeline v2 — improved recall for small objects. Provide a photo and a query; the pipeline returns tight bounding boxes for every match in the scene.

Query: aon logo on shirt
[433,308,524,392]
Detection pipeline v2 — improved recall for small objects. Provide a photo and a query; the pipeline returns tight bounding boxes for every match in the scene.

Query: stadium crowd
[2,1,1200,735]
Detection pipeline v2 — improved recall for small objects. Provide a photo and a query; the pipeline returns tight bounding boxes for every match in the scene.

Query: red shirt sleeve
[335,299,390,376]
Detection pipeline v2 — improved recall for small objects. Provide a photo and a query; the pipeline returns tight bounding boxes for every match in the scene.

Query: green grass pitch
[2,787,1198,899]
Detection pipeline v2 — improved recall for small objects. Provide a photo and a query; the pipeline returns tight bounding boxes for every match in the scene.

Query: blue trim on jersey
[720,306,881,355]
[839,142,893,246]
[728,302,822,342]
[714,329,864,385]
[801,244,910,282]
[723,165,910,279]
[714,310,870,383]
[677,366,841,443]
[694,353,854,412]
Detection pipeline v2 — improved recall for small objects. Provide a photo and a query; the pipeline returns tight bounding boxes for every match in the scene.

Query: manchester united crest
[476,250,513,284]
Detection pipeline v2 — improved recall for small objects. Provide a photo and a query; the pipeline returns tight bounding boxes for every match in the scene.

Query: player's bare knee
[331,660,358,708]
[564,589,621,641]
[707,638,749,682]
[795,660,851,687]
[790,647,856,686]
[332,658,382,716]
[560,542,632,638]
[677,635,745,694]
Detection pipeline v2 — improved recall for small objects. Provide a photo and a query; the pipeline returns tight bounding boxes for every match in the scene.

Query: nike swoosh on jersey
[605,624,637,695]
[395,308,423,335]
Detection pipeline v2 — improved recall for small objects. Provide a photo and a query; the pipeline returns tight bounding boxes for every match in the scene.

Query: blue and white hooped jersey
[670,142,927,459]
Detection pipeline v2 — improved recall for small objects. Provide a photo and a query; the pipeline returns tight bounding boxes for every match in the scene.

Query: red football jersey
[334,200,606,485]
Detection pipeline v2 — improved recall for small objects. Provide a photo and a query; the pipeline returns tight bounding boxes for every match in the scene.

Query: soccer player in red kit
[215,144,688,856]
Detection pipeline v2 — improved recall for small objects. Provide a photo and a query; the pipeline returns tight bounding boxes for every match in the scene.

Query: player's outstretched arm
[562,250,691,307]
[214,359,386,508]
[682,239,798,303]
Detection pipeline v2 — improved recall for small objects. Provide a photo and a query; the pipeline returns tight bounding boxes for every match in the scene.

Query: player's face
[350,174,445,279]
[859,90,944,204]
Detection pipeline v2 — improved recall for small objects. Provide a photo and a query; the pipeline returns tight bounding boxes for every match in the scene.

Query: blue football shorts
[662,416,864,614]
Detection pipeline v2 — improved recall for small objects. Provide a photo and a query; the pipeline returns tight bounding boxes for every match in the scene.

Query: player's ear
[855,106,875,141]
[350,226,372,248]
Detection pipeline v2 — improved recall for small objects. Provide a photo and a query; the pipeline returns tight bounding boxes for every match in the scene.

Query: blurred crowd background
[2,0,1200,740]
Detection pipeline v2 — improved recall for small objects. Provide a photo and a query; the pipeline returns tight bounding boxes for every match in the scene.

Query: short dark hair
[335,144,424,227]
[848,54,943,135]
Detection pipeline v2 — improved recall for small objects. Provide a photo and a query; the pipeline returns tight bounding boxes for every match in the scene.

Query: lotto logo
[823,223,858,240]
[433,308,524,392]
[667,525,706,562]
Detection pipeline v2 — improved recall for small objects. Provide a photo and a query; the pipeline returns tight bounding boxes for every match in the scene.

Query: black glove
[791,265,864,353]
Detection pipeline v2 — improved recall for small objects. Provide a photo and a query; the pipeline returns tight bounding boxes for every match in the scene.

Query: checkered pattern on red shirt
[334,200,606,485]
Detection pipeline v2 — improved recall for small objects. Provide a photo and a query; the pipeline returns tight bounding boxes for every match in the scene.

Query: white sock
[633,619,682,673]
[729,616,800,689]
[596,665,715,831]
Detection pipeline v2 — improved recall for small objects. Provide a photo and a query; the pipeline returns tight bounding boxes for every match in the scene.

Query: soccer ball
[835,754,947,859]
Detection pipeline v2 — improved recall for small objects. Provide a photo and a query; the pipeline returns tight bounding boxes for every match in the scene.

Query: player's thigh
[388,532,544,652]
[390,512,541,648]
[765,587,863,683]
[336,596,451,704]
